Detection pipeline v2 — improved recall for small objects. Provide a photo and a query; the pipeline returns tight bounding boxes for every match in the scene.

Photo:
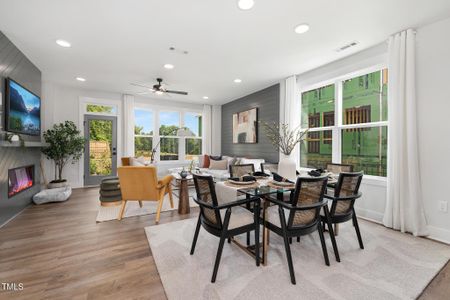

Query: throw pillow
[209,155,222,161]
[209,159,228,170]
[202,154,210,168]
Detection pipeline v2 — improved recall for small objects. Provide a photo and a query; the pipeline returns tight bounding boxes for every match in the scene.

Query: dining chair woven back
[230,164,255,178]
[261,163,278,175]
[332,172,363,217]
[326,163,353,174]
[193,175,222,228]
[288,177,328,228]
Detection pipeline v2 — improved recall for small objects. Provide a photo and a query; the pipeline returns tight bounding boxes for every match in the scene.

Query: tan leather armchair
[117,166,174,223]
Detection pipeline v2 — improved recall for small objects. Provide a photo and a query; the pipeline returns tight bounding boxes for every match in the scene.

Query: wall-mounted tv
[5,78,41,136]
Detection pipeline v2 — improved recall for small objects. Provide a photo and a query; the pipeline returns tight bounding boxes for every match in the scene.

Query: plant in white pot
[261,122,308,181]
[42,121,85,188]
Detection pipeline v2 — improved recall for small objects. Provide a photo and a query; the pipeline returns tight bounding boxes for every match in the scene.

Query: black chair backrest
[326,163,353,174]
[287,176,328,229]
[331,172,363,217]
[229,164,255,178]
[193,174,222,229]
[261,163,278,175]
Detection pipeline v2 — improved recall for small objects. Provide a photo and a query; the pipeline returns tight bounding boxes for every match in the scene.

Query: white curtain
[202,104,212,155]
[280,75,300,165]
[383,29,428,236]
[123,94,135,158]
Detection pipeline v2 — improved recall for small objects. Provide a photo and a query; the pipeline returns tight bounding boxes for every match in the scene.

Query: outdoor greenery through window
[86,104,117,114]
[133,109,203,162]
[300,68,388,177]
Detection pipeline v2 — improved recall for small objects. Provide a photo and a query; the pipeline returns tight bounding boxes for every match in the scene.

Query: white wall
[416,17,450,243]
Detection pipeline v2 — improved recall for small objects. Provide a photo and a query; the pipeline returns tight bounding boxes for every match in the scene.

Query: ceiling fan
[131,78,188,96]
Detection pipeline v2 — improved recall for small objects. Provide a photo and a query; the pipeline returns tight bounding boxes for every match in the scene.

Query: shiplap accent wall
[221,84,280,163]
[0,31,42,226]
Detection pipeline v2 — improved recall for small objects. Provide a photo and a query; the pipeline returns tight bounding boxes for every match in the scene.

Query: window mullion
[333,80,342,163]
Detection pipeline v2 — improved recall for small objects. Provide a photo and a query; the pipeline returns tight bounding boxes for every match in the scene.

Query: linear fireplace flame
[8,165,34,198]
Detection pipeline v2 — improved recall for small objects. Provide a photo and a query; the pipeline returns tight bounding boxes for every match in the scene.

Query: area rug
[145,218,450,300]
[96,190,197,222]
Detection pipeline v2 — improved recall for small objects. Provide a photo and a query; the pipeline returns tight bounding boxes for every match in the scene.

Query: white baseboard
[427,225,450,245]
[355,207,384,223]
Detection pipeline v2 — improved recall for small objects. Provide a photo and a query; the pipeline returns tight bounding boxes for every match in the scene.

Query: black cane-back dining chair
[190,174,261,283]
[326,163,353,174]
[321,172,364,252]
[264,176,339,284]
[229,164,255,178]
[261,163,278,175]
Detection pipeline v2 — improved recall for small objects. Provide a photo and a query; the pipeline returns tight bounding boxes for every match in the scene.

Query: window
[159,112,180,161]
[184,112,202,160]
[300,68,388,177]
[86,104,117,114]
[134,109,154,159]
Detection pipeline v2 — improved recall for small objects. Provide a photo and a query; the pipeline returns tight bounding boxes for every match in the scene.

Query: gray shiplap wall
[221,84,280,163]
[0,31,42,226]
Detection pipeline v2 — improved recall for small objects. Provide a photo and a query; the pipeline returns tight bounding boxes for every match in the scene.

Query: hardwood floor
[0,187,448,299]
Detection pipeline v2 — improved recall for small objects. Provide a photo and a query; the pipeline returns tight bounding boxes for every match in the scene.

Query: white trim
[427,226,450,245]
[78,97,123,187]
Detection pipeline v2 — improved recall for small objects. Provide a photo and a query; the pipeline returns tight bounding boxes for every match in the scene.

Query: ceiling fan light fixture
[155,90,164,95]
[76,77,86,82]
[238,0,254,10]
[56,39,71,47]
[234,78,242,83]
[203,96,209,100]
[163,64,174,69]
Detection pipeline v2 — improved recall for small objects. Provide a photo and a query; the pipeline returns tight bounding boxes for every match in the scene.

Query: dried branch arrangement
[260,121,309,156]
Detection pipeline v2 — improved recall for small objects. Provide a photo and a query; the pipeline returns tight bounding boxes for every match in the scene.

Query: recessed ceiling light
[238,0,254,10]
[56,39,71,48]
[76,77,86,82]
[294,23,310,34]
[164,64,174,69]
[234,78,242,83]
[203,96,209,100]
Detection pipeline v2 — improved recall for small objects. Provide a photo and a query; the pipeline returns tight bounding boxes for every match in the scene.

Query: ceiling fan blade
[166,90,188,95]
[131,82,155,90]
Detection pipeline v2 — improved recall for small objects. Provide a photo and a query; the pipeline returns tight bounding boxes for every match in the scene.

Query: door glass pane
[160,112,180,136]
[184,113,202,137]
[341,126,387,177]
[301,84,335,128]
[300,130,332,169]
[86,104,116,114]
[89,119,112,176]
[160,137,179,160]
[342,69,388,124]
[135,137,153,159]
[134,109,153,135]
[186,138,202,160]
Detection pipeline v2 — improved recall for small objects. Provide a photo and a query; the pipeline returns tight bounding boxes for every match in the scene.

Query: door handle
[112,152,117,155]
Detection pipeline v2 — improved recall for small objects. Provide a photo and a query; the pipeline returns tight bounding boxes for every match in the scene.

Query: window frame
[299,64,388,180]
[133,105,204,163]
[133,107,154,159]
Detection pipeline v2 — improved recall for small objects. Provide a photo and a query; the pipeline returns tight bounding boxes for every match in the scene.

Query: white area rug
[145,218,450,300]
[96,190,196,222]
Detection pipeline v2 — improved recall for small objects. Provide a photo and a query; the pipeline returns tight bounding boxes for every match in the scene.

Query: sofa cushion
[209,159,228,170]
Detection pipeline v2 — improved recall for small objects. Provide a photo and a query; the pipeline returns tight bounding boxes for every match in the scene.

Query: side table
[174,177,191,214]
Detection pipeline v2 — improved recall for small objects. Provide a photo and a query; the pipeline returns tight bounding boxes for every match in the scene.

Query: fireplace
[8,165,35,198]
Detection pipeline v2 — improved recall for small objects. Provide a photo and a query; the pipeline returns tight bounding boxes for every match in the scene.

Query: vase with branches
[260,121,309,179]
[42,121,85,185]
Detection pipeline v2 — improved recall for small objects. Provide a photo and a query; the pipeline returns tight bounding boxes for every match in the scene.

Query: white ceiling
[1,0,450,105]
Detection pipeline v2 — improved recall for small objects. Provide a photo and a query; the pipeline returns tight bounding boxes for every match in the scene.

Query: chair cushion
[220,206,255,230]
[265,205,289,228]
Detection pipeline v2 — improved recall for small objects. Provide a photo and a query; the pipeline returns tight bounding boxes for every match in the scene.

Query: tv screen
[6,78,41,136]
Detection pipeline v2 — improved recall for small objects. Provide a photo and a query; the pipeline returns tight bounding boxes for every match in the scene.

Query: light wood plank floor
[0,187,448,299]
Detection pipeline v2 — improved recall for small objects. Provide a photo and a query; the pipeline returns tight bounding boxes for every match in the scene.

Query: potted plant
[42,121,85,188]
[261,122,309,180]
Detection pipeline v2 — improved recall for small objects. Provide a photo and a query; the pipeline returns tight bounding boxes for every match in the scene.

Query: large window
[134,109,154,159]
[300,68,388,177]
[133,108,203,162]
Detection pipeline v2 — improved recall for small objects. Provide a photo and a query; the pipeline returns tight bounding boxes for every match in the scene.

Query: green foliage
[89,120,112,142]
[42,121,85,181]
[9,116,24,131]
[86,104,113,113]
[159,125,179,136]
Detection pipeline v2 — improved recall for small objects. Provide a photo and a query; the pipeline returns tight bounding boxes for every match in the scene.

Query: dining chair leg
[118,200,127,220]
[297,236,300,243]
[289,237,292,244]
[334,224,339,236]
[138,201,143,208]
[254,200,260,266]
[318,222,330,266]
[190,214,202,255]
[227,237,231,243]
[352,210,364,249]
[211,209,231,283]
[324,206,340,262]
[279,207,296,285]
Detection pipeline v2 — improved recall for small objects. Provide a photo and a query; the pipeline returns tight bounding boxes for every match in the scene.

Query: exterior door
[84,115,117,186]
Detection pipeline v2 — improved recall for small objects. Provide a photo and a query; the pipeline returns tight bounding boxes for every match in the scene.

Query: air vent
[335,41,358,52]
